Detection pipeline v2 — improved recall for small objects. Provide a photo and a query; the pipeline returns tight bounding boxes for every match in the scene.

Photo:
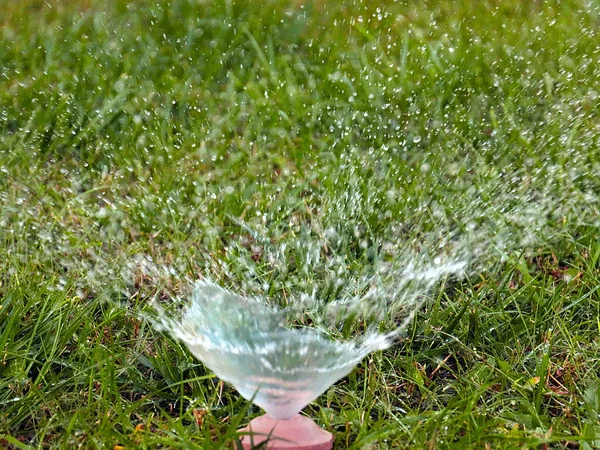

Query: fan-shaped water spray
[155,281,392,420]
[152,239,469,423]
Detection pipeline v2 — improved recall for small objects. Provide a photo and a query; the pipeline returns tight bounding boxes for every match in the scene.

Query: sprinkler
[239,414,333,450]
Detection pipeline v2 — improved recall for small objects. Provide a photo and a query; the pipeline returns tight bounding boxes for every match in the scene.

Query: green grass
[1,0,599,448]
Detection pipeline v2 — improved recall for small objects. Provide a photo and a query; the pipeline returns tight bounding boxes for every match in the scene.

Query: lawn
[1,0,599,448]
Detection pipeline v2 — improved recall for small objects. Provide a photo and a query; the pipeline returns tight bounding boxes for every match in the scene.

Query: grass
[1,0,599,448]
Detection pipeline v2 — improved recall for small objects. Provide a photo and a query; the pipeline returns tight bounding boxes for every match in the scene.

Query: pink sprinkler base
[239,414,334,450]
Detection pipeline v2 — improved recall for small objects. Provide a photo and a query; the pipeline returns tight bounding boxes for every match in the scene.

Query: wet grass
[1,0,600,448]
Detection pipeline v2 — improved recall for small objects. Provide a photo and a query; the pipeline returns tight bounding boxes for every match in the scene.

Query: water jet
[153,281,396,447]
